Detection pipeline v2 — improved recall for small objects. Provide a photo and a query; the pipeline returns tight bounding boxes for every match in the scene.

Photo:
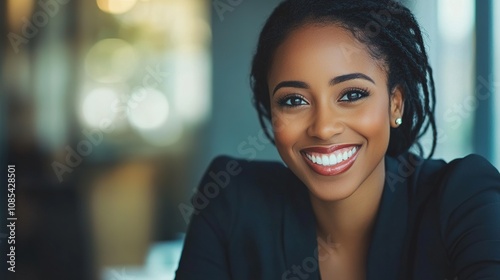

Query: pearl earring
[395,118,402,126]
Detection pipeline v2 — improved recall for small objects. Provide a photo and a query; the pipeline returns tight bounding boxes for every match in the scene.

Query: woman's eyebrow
[272,73,375,95]
[272,81,309,95]
[330,73,375,85]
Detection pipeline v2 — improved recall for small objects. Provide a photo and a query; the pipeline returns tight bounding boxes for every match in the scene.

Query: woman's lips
[301,144,360,176]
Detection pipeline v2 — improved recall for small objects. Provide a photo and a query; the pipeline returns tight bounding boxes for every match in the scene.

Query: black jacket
[176,153,500,280]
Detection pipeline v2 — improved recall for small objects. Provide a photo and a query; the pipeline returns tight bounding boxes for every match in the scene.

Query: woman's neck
[310,158,386,251]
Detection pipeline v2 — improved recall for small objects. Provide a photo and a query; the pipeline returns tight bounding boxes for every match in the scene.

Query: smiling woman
[175,0,500,279]
[269,25,401,203]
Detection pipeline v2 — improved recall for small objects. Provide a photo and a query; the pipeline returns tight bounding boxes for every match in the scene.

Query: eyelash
[277,94,308,107]
[338,87,370,102]
[276,88,370,108]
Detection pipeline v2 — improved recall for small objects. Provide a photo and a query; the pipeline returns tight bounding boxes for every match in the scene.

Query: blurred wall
[206,0,282,165]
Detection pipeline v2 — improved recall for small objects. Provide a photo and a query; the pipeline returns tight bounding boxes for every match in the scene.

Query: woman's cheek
[272,115,293,144]
[271,110,294,134]
[271,108,302,135]
[272,113,303,150]
[353,104,391,144]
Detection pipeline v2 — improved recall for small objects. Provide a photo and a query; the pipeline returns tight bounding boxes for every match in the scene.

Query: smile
[301,144,360,176]
[305,146,357,166]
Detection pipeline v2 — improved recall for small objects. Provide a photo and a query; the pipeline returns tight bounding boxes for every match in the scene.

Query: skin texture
[268,24,404,279]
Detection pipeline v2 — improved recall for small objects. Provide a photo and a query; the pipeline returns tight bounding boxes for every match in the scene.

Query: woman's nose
[306,105,344,141]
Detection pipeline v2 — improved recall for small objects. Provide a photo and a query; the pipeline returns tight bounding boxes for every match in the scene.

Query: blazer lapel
[366,156,410,280]
[282,173,321,280]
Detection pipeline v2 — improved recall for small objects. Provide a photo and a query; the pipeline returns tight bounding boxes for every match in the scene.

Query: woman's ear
[390,85,405,128]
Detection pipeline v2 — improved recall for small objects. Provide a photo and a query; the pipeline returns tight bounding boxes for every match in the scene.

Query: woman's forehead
[269,24,388,85]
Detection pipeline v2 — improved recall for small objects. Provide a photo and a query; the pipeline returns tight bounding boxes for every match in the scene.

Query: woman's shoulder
[416,153,499,194]
[394,152,499,192]
[388,152,500,216]
[413,154,500,277]
[430,154,500,217]
[409,153,499,201]
[192,155,302,215]
[439,154,500,187]
[200,155,298,193]
[443,153,499,177]
[405,153,500,236]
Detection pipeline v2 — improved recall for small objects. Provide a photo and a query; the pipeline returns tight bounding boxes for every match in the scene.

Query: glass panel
[411,0,476,160]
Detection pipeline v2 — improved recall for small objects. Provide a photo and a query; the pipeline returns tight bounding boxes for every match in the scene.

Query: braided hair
[250,0,437,158]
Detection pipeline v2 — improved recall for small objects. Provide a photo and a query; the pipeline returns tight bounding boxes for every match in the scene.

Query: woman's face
[268,24,403,201]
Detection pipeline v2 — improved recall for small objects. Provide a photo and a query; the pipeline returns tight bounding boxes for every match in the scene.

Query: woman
[176,0,500,279]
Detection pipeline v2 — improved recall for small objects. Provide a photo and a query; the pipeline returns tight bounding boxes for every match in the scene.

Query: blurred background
[0,0,498,279]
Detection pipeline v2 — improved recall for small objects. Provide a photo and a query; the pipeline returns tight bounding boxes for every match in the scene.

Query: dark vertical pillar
[474,0,494,160]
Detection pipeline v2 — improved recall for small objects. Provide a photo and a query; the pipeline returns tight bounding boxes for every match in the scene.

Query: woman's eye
[339,89,369,102]
[278,96,308,107]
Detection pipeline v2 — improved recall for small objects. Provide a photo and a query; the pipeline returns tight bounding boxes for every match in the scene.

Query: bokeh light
[80,87,120,128]
[85,38,138,83]
[135,114,183,147]
[6,0,35,32]
[173,50,211,124]
[96,0,138,14]
[127,88,169,130]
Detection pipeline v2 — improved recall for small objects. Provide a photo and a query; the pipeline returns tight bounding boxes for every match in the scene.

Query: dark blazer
[175,153,500,280]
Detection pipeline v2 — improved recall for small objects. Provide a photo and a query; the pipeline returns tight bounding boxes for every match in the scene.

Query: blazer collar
[282,170,320,279]
[282,155,409,280]
[365,155,409,280]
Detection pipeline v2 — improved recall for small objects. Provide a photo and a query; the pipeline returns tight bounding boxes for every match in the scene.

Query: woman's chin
[305,181,359,203]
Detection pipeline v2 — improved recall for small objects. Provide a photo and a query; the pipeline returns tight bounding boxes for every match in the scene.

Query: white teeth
[329,154,337,165]
[316,156,323,165]
[305,146,359,167]
[322,155,329,166]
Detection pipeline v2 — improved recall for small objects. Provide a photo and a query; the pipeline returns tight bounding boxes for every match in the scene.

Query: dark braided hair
[250,0,437,158]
